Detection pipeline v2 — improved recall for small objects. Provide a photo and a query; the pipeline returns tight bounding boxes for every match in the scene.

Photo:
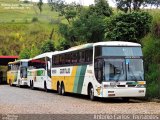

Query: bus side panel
[73,65,87,94]
[51,66,78,92]
[51,76,60,90]
[81,65,95,95]
[65,66,78,92]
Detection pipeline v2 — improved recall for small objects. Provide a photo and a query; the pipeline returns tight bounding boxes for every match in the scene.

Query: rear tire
[61,83,65,96]
[57,82,61,95]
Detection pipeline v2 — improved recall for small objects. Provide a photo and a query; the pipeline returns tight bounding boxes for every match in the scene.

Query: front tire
[9,80,12,86]
[30,80,32,89]
[18,80,22,88]
[89,85,95,101]
[44,81,48,92]
[31,81,34,90]
[122,98,130,102]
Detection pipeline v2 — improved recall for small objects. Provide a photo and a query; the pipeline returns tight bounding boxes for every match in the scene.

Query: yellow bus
[7,59,29,87]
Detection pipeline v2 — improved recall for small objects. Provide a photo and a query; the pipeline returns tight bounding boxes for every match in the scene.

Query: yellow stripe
[51,66,78,92]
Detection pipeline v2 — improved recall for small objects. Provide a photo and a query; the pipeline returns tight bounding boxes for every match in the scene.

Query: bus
[51,41,145,100]
[7,59,29,87]
[27,52,57,91]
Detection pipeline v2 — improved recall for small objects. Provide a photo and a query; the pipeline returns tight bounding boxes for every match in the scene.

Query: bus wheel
[30,80,32,89]
[89,85,95,101]
[57,82,61,95]
[61,83,65,96]
[9,80,12,86]
[122,98,130,102]
[44,81,48,92]
[31,81,34,90]
[18,80,21,88]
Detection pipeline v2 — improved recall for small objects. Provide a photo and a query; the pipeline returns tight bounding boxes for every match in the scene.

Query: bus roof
[28,41,141,58]
[8,59,30,64]
[33,51,59,59]
[93,41,141,47]
[51,41,141,55]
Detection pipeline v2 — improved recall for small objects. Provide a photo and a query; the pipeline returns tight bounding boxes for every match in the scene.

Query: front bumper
[100,88,146,98]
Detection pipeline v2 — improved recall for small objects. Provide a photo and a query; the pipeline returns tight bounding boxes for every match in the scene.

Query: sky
[67,0,116,6]
[27,0,116,7]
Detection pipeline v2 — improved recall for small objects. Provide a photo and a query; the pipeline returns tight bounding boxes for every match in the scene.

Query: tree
[89,0,113,17]
[115,0,145,13]
[145,0,160,8]
[72,14,106,43]
[48,0,82,24]
[58,0,113,44]
[105,12,152,43]
[37,0,43,13]
[41,40,55,53]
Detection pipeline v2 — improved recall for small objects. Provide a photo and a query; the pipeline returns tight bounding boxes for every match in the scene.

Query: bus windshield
[94,46,144,82]
[104,59,144,81]
[20,67,27,78]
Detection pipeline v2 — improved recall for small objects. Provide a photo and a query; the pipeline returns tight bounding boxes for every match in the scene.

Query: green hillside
[0,0,65,23]
[0,0,65,56]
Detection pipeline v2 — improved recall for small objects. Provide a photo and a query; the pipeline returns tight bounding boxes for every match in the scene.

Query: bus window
[72,52,79,64]
[79,51,85,63]
[54,55,59,65]
[94,59,104,83]
[8,64,12,71]
[85,49,93,63]
[65,53,71,64]
[60,54,65,65]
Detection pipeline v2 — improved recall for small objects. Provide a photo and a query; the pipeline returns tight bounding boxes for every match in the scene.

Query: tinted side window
[79,51,85,63]
[85,49,93,63]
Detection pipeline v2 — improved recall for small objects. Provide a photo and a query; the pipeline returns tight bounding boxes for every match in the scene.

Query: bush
[32,17,38,22]
[19,48,30,59]
[11,20,15,22]
[55,38,70,50]
[41,39,55,53]
[23,0,30,4]
[142,34,160,99]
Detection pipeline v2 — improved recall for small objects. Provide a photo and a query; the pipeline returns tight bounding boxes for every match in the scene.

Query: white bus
[7,59,29,87]
[27,52,57,91]
[51,41,145,100]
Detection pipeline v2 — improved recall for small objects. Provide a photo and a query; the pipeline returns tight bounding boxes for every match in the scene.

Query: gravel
[0,85,160,114]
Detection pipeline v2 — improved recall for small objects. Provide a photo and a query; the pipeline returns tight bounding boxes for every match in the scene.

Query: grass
[0,0,66,23]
